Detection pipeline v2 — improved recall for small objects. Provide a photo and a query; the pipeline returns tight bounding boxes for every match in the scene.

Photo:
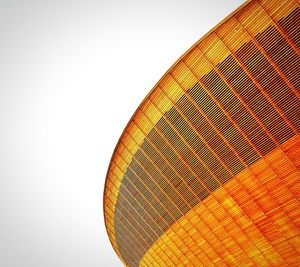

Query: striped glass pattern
[104,0,300,266]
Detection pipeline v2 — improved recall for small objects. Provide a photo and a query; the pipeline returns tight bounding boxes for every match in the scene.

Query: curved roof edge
[103,0,252,262]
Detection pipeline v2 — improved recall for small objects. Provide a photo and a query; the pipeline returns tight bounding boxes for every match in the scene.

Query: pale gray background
[0,0,244,266]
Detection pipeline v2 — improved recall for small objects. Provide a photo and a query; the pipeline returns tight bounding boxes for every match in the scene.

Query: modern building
[104,0,300,266]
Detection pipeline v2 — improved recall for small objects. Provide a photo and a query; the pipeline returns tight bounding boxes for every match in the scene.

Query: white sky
[0,0,244,266]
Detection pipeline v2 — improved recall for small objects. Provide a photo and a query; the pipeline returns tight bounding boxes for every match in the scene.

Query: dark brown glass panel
[236,42,294,144]
[219,55,300,147]
[119,184,164,235]
[231,48,300,133]
[256,25,300,93]
[134,150,187,217]
[115,229,143,267]
[130,159,182,220]
[119,178,168,230]
[115,209,147,267]
[115,208,150,248]
[125,168,174,225]
[176,96,237,183]
[140,141,191,213]
[202,70,260,165]
[117,194,155,243]
[278,8,300,48]
[186,84,250,174]
[147,129,202,207]
[156,117,218,194]
[165,107,229,188]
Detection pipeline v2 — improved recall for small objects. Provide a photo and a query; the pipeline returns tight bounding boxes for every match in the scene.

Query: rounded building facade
[104,0,300,266]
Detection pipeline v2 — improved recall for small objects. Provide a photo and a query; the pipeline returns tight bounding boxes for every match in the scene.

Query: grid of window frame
[103,1,300,266]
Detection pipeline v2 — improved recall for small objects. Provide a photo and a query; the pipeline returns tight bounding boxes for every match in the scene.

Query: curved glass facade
[104,0,300,266]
